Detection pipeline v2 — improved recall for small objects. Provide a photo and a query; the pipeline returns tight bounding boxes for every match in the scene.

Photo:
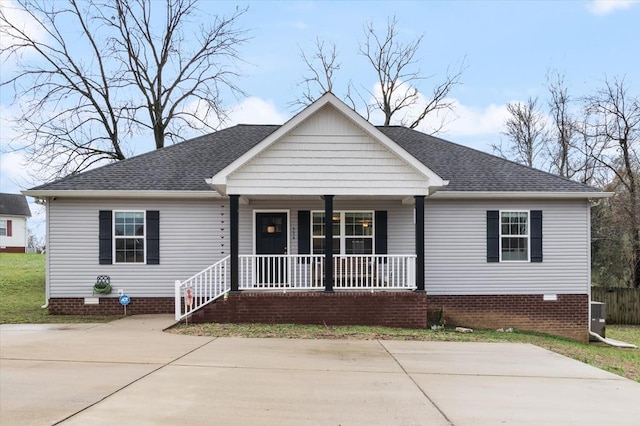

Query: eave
[428,191,614,200]
[22,190,222,199]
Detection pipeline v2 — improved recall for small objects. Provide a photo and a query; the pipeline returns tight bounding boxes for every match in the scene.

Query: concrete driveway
[1,315,639,425]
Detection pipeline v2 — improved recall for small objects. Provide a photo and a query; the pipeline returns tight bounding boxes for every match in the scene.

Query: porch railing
[239,254,416,290]
[175,256,230,321]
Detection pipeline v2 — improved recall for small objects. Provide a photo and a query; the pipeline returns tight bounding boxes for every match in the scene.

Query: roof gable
[209,93,446,196]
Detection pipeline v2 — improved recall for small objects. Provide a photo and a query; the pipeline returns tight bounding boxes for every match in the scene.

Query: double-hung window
[0,219,6,236]
[114,211,145,263]
[500,211,529,261]
[312,211,374,255]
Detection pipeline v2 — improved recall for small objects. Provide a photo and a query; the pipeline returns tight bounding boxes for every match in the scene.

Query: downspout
[588,331,637,348]
[41,197,50,309]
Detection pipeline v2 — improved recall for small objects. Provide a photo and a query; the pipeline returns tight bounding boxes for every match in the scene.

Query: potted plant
[93,280,112,295]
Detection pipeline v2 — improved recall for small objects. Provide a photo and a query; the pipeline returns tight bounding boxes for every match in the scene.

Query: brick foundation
[47,292,589,342]
[48,297,174,315]
[427,294,589,342]
[191,291,428,329]
[0,246,27,253]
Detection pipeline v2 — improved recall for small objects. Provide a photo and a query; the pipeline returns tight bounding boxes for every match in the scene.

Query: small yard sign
[119,294,131,315]
[119,294,131,306]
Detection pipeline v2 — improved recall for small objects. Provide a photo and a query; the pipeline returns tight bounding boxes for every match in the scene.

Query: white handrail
[238,254,416,290]
[175,256,230,321]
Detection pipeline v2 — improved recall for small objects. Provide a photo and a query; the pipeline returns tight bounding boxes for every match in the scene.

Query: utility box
[590,301,606,340]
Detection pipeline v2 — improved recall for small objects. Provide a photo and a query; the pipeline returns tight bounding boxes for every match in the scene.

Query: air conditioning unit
[590,301,606,341]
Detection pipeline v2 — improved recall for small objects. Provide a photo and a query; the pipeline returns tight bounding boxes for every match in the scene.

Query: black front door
[255,212,288,286]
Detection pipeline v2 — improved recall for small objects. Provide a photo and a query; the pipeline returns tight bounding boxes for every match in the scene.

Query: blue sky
[1,0,639,234]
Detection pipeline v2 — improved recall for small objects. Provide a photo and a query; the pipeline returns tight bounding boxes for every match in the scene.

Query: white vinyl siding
[47,197,591,298]
[48,198,228,298]
[226,106,430,196]
[424,199,590,295]
[0,215,28,251]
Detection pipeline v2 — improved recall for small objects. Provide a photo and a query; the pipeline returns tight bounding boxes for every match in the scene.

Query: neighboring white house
[24,93,611,341]
[0,193,31,253]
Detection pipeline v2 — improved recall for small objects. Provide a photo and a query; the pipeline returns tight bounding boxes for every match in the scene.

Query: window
[0,219,6,236]
[114,211,145,263]
[500,211,529,261]
[312,211,373,255]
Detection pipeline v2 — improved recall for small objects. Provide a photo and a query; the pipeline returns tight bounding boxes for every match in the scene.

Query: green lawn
[0,253,116,323]
[2,253,638,382]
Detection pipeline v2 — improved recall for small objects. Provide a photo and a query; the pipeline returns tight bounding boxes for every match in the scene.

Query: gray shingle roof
[379,127,599,193]
[0,193,32,216]
[30,125,279,191]
[30,124,601,194]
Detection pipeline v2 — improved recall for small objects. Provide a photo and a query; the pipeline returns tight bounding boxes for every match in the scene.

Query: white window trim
[0,219,6,236]
[113,210,146,264]
[499,210,530,262]
[311,210,375,255]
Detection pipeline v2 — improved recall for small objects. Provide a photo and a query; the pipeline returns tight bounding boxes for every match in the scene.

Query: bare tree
[293,17,464,132]
[293,38,340,107]
[547,71,577,178]
[493,97,549,168]
[0,0,248,181]
[359,16,464,131]
[583,77,640,287]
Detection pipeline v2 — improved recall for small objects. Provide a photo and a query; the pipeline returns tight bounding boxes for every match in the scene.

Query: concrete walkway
[1,315,639,425]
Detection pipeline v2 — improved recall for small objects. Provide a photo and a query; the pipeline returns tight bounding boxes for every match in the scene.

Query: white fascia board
[209,92,447,189]
[22,190,223,199]
[428,191,614,199]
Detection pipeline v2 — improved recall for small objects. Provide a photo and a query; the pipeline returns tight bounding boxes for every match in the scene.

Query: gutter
[22,190,222,199]
[428,191,614,200]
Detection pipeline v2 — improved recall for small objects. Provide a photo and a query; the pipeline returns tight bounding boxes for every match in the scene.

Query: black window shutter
[146,210,160,265]
[99,210,112,264]
[375,211,388,255]
[298,210,311,254]
[487,210,499,262]
[530,210,543,263]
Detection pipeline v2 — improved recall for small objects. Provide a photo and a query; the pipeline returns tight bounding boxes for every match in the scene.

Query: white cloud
[440,100,510,137]
[364,81,509,140]
[586,0,639,15]
[0,150,29,192]
[0,0,49,51]
[226,97,289,125]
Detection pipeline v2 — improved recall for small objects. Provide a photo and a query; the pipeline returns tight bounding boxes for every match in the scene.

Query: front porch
[175,253,418,321]
[174,187,429,321]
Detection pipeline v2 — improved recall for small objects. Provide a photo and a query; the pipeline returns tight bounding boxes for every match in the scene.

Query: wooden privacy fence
[591,287,640,325]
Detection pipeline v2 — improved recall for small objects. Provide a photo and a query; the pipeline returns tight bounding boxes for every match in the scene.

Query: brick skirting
[47,292,589,342]
[48,297,174,315]
[0,246,27,253]
[191,291,428,329]
[427,294,589,342]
